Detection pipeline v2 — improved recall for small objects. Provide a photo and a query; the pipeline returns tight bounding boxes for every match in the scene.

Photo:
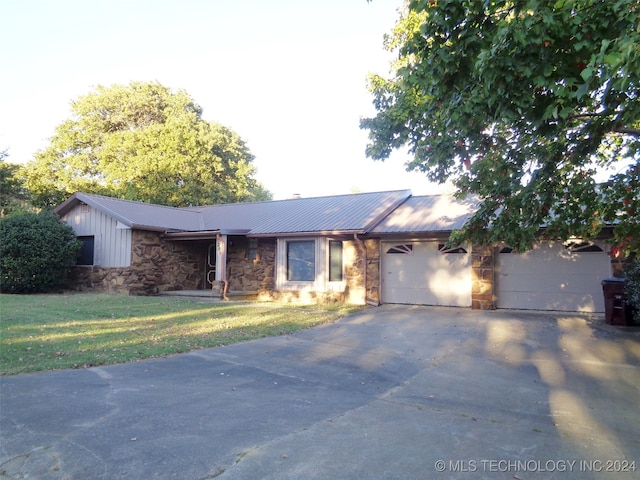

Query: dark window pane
[248,238,258,260]
[287,241,315,281]
[77,236,94,266]
[329,241,343,282]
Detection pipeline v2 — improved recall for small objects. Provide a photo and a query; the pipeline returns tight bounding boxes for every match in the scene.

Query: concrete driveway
[2,305,640,479]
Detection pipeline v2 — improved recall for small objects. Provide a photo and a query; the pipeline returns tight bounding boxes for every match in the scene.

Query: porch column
[216,234,227,282]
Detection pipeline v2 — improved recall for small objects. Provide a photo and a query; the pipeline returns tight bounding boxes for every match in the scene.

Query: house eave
[161,230,221,240]
[367,230,455,238]
[249,229,365,238]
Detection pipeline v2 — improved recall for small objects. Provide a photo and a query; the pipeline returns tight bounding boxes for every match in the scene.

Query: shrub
[0,212,81,293]
[624,258,640,319]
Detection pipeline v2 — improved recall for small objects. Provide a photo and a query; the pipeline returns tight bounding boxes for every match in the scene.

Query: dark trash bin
[601,278,637,326]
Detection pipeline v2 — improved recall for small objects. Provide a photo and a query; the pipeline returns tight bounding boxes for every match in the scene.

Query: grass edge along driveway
[0,293,363,375]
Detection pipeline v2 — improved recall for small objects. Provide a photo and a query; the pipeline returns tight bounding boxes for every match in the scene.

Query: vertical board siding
[62,204,132,267]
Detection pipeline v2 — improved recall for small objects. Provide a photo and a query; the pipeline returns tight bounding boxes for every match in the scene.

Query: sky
[0,0,447,201]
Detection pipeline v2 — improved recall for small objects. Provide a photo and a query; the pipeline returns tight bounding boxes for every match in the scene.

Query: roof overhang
[366,231,455,239]
[162,230,220,240]
[249,229,365,238]
[161,229,252,240]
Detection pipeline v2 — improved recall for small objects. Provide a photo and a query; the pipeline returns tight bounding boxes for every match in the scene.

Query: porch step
[158,290,259,300]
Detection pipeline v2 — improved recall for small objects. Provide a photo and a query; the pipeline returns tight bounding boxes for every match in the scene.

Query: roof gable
[55,193,203,232]
[370,195,479,234]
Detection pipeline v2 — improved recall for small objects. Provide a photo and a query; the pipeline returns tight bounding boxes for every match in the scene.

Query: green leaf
[580,67,596,82]
[361,0,640,252]
[604,53,622,67]
[23,82,272,207]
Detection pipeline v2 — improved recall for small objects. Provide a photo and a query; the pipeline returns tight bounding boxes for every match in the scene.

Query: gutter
[249,229,364,238]
[161,230,220,240]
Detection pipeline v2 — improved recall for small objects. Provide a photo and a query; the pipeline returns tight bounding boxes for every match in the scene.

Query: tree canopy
[361,0,639,253]
[24,82,272,208]
[0,150,30,216]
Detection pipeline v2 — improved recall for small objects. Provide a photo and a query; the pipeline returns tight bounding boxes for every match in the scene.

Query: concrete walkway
[1,306,639,479]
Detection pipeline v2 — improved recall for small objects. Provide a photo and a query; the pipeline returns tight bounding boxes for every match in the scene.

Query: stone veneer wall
[68,230,204,295]
[364,238,381,305]
[244,237,374,305]
[225,238,276,294]
[471,244,496,310]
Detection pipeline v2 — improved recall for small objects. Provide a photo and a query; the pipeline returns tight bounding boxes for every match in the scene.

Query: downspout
[354,234,379,306]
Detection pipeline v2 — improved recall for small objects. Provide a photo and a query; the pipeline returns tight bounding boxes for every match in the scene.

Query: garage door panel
[497,243,610,312]
[498,271,606,294]
[382,241,471,307]
[498,291,601,312]
[501,252,604,275]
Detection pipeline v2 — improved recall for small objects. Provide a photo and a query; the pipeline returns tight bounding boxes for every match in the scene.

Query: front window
[329,240,343,282]
[287,240,315,281]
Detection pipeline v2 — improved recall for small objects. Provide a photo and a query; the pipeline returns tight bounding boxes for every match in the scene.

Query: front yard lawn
[0,293,362,375]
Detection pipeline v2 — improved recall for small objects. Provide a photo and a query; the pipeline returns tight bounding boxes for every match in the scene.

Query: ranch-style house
[55,190,619,313]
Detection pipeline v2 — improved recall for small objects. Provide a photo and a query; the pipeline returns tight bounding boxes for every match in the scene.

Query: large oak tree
[25,82,271,207]
[361,0,639,252]
[0,150,30,216]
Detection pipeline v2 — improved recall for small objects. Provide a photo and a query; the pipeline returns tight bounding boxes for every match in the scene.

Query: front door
[206,242,216,288]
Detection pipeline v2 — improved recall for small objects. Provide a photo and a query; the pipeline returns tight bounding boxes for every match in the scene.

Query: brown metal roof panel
[195,200,294,231]
[246,190,412,235]
[370,195,479,233]
[57,193,204,231]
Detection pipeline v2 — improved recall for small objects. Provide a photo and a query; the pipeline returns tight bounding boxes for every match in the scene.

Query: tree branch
[565,113,640,137]
[614,127,640,137]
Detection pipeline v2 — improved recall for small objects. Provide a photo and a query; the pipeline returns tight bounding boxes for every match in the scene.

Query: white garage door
[496,241,611,312]
[382,241,472,307]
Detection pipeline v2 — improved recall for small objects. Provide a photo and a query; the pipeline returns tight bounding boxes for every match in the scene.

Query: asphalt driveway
[1,305,640,479]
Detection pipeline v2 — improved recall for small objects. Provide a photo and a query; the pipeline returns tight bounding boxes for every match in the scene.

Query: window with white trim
[277,238,346,291]
[329,240,343,282]
[287,240,315,281]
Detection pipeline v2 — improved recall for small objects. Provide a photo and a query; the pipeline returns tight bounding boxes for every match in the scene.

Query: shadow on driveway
[1,305,639,479]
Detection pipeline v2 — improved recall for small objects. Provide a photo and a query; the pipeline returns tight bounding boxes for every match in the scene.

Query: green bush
[625,258,640,319]
[0,212,81,293]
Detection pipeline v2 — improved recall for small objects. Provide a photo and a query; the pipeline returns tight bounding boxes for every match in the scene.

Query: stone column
[471,244,496,310]
[365,239,381,305]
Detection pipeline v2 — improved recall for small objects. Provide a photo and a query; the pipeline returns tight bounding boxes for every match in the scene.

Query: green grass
[0,293,363,375]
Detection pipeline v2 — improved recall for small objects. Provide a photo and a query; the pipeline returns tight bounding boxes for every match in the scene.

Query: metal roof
[201,190,412,236]
[369,195,479,234]
[55,193,203,232]
[55,190,414,235]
